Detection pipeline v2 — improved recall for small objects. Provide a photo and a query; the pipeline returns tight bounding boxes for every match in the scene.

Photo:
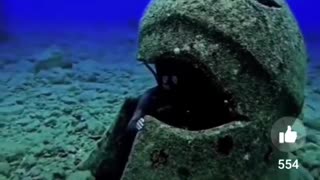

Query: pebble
[0,96,26,106]
[21,155,37,169]
[61,96,78,105]
[310,168,320,178]
[30,145,45,157]
[80,82,107,91]
[1,142,28,162]
[304,118,320,131]
[43,118,57,127]
[39,69,72,85]
[74,122,88,132]
[78,90,98,102]
[0,105,24,116]
[16,118,33,127]
[0,174,8,180]
[289,166,314,180]
[66,170,94,180]
[106,96,118,104]
[36,87,52,96]
[72,111,90,122]
[0,122,5,128]
[52,167,66,179]
[65,145,77,154]
[298,148,320,168]
[7,73,30,89]
[87,120,105,136]
[28,166,42,177]
[24,121,40,132]
[62,106,73,114]
[0,161,11,177]
[313,88,320,95]
[306,129,320,145]
[0,115,9,122]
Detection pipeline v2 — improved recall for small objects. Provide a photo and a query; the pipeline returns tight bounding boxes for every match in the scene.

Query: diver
[126,60,194,135]
[98,59,239,180]
[102,61,183,180]
[104,58,217,180]
[126,62,182,134]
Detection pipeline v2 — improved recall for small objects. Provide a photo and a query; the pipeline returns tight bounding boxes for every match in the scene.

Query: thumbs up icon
[279,126,297,144]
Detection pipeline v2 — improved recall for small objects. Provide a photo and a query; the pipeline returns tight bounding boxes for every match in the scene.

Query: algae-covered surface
[0,9,319,180]
[0,27,155,180]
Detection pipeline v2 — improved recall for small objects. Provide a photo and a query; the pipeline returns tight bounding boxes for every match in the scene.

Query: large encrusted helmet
[121,0,308,179]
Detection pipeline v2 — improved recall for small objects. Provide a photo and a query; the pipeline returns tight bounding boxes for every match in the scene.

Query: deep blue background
[2,0,319,34]
[1,0,319,62]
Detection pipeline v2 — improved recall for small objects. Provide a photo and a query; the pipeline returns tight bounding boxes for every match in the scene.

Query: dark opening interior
[149,55,245,131]
[257,0,282,8]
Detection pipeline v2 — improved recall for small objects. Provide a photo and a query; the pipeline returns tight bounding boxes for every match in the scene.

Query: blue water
[1,0,319,64]
[0,0,319,179]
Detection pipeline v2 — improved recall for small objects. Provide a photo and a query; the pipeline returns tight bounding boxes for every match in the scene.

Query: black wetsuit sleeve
[126,86,159,133]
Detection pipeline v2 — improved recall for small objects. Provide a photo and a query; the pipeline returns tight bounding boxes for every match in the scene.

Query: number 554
[278,159,299,169]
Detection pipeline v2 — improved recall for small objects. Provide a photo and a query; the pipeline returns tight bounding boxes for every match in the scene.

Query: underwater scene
[0,0,319,179]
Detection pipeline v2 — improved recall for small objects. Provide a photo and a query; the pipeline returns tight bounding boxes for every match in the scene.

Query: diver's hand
[127,117,145,133]
[136,118,145,131]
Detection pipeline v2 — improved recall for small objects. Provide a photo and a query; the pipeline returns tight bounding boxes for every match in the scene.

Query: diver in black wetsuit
[126,61,188,134]
[104,62,182,180]
[126,76,179,133]
[101,60,220,179]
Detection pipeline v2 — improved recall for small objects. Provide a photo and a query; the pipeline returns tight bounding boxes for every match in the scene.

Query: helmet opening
[146,54,248,131]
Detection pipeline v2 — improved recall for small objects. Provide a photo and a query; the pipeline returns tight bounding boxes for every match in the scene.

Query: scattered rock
[66,170,94,180]
[313,88,320,95]
[16,118,33,127]
[62,106,73,115]
[80,82,107,91]
[0,72,11,83]
[310,167,320,179]
[71,111,89,122]
[0,105,24,116]
[304,118,320,131]
[78,90,98,102]
[75,123,88,132]
[65,145,77,154]
[30,145,45,157]
[306,129,320,145]
[52,166,66,179]
[106,96,118,104]
[0,96,27,106]
[23,121,40,132]
[36,87,52,96]
[0,122,6,128]
[33,46,73,73]
[76,72,100,83]
[27,166,42,177]
[0,161,11,177]
[0,174,8,180]
[0,115,8,123]
[11,60,35,73]
[21,155,37,169]
[289,166,314,180]
[48,110,62,118]
[303,101,320,120]
[7,73,31,89]
[29,112,46,121]
[297,144,320,168]
[87,120,105,136]
[43,118,57,127]
[75,60,104,73]
[0,141,28,162]
[37,68,72,84]
[61,96,78,105]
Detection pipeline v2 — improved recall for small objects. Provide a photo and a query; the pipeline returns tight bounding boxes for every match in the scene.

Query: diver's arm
[127,87,159,133]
